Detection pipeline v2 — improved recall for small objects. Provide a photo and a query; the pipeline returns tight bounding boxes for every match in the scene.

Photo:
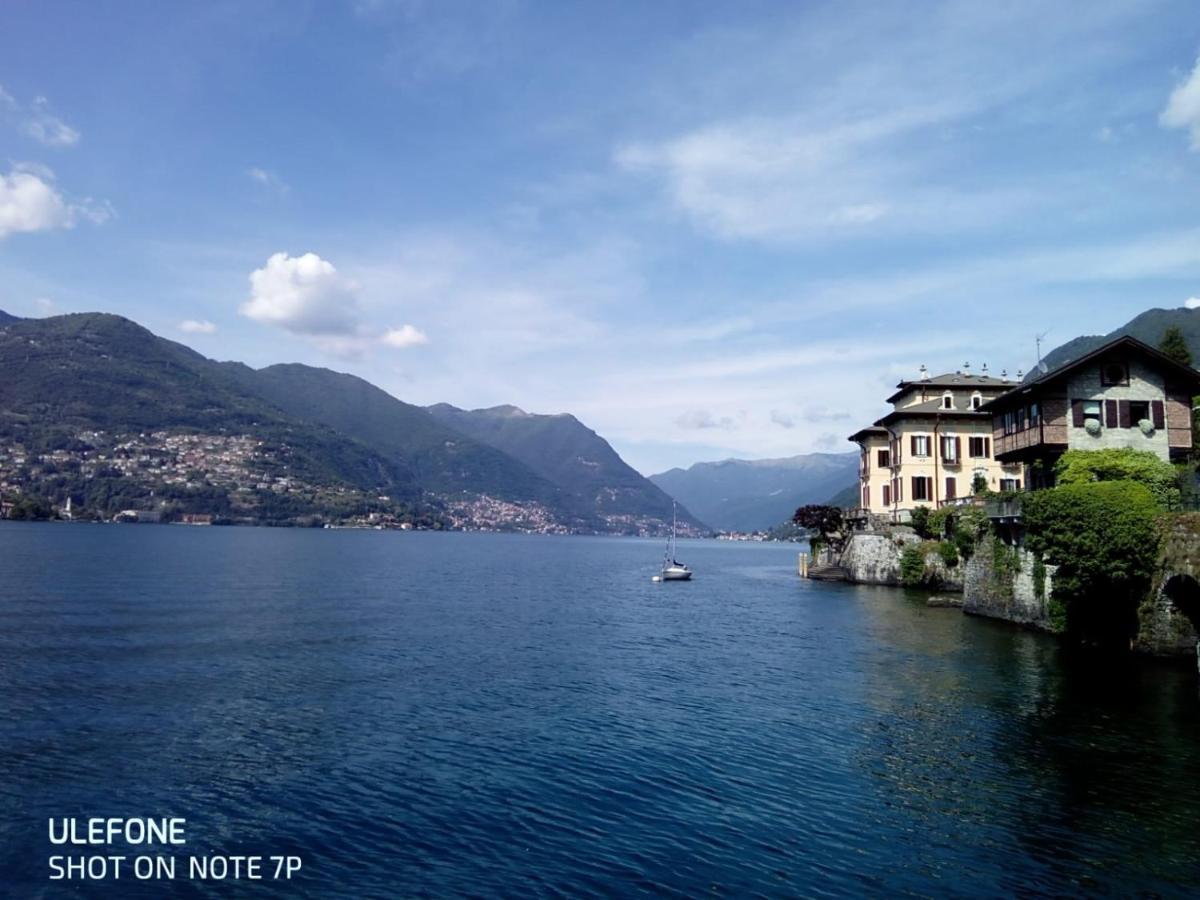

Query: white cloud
[21,96,80,147]
[1186,297,1200,309]
[248,167,289,195]
[242,251,429,357]
[1161,57,1200,150]
[674,409,736,430]
[242,252,361,336]
[179,319,217,334]
[381,324,429,348]
[0,164,109,239]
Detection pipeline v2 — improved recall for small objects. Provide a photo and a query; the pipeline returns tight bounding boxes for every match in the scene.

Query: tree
[1053,447,1180,510]
[1021,480,1162,645]
[1159,325,1193,367]
[792,504,846,553]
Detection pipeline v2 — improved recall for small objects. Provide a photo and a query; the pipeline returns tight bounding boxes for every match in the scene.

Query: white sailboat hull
[661,565,692,581]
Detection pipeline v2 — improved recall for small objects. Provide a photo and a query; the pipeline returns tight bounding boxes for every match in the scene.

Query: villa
[981,335,1200,489]
[849,364,1024,521]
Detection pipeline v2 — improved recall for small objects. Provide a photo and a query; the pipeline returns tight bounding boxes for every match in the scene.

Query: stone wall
[839,530,965,591]
[1133,514,1200,656]
[962,534,1058,630]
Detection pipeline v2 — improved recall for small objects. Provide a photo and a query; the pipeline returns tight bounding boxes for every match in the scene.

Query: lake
[3,522,1200,897]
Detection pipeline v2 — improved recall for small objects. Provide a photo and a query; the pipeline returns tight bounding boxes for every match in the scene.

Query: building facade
[983,336,1200,487]
[849,366,1024,520]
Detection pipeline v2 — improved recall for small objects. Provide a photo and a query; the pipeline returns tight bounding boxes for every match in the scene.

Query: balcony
[985,495,1023,523]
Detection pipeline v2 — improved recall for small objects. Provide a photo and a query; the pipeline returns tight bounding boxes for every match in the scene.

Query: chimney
[1000,368,1009,380]
[981,363,989,377]
[919,364,929,381]
[963,361,972,378]
[1016,369,1024,381]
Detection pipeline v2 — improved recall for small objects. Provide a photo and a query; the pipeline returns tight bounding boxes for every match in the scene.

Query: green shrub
[927,506,954,538]
[1054,448,1180,510]
[900,544,926,586]
[909,505,932,538]
[1021,480,1162,643]
[938,540,959,568]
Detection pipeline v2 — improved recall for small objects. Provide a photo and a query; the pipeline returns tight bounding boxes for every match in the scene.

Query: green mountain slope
[229,365,575,512]
[0,312,415,497]
[650,452,859,532]
[1035,306,1200,377]
[426,403,708,531]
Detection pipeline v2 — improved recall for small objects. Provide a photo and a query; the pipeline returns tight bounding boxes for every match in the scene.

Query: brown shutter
[1152,400,1165,429]
[954,437,961,460]
[1071,400,1084,427]
[984,437,990,458]
[946,477,956,500]
[1105,399,1118,427]
[1119,400,1131,428]
[911,435,918,456]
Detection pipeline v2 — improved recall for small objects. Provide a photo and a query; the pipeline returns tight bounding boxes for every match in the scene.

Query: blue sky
[3,1,1200,475]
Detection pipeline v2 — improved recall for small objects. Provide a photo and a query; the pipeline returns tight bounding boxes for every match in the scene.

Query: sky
[3,1,1200,475]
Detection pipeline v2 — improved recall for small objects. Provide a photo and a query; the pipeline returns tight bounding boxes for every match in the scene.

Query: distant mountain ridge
[1034,306,1200,377]
[0,309,698,532]
[426,403,707,530]
[649,452,859,532]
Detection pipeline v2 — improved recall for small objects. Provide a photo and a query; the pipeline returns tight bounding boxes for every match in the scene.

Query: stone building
[981,335,1200,488]
[849,364,1024,521]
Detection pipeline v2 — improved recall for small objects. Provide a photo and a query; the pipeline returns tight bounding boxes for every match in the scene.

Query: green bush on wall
[900,544,926,586]
[1021,479,1162,644]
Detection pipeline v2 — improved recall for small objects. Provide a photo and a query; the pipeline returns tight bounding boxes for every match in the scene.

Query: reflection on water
[2,524,1199,896]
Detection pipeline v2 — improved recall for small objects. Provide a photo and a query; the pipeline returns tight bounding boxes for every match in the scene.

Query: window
[999,478,1021,492]
[912,476,932,501]
[1002,410,1016,435]
[1016,407,1027,431]
[942,392,954,410]
[971,392,983,410]
[969,436,990,458]
[945,477,956,500]
[882,484,891,506]
[1029,402,1040,427]
[911,435,930,457]
[1072,399,1102,429]
[1130,400,1150,425]
[940,435,959,462]
[877,449,890,468]
[862,486,870,508]
[1101,361,1129,386]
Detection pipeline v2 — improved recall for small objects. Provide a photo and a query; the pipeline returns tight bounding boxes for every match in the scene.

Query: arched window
[971,392,983,410]
[942,392,954,410]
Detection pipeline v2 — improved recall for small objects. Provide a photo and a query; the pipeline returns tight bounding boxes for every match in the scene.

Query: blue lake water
[4,522,1200,897]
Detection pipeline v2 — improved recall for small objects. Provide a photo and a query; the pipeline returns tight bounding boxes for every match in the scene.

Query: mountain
[649,452,860,532]
[1034,306,1200,377]
[0,312,415,499]
[426,403,708,531]
[0,310,687,533]
[223,364,571,511]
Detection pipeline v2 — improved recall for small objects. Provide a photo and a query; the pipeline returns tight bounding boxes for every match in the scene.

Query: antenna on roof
[1035,329,1052,374]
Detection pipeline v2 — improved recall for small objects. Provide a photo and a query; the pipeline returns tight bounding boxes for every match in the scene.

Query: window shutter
[1118,400,1131,428]
[984,437,990,458]
[1152,400,1165,430]
[945,477,956,500]
[1071,400,1084,427]
[911,435,918,456]
[954,437,961,460]
[1105,399,1118,428]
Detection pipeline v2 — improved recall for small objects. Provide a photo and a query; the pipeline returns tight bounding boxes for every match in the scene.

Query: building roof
[847,425,888,443]
[885,372,1015,404]
[979,334,1200,411]
[874,399,991,427]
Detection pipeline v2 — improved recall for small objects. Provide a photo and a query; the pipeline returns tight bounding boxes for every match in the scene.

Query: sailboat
[658,501,692,581]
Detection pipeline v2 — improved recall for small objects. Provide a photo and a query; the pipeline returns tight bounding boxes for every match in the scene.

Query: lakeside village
[0,430,684,536]
[800,329,1200,658]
